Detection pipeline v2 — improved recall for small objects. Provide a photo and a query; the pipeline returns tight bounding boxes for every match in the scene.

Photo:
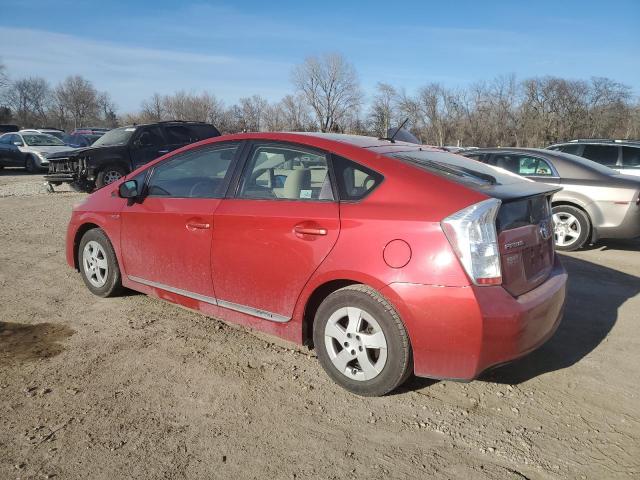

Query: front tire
[552,205,590,251]
[25,155,37,173]
[95,166,126,189]
[78,228,123,297]
[313,285,412,396]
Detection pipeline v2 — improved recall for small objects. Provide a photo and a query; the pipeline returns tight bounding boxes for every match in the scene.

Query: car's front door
[130,126,168,170]
[211,142,340,322]
[120,142,241,300]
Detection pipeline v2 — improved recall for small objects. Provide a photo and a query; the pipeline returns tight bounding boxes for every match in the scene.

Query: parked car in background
[0,124,20,134]
[547,139,640,177]
[66,132,567,396]
[462,148,640,251]
[46,121,221,191]
[63,133,104,148]
[20,128,67,141]
[0,132,74,172]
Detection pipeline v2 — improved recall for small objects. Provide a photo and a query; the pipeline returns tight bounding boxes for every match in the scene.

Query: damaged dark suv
[45,121,221,191]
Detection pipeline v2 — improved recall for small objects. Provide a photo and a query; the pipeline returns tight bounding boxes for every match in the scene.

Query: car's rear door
[211,141,340,322]
[120,142,241,300]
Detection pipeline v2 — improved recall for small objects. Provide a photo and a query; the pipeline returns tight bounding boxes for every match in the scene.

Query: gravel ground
[1,169,639,479]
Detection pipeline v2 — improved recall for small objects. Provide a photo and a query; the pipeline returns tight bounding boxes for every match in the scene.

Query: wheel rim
[82,241,108,288]
[103,170,123,184]
[553,212,581,247]
[324,306,388,381]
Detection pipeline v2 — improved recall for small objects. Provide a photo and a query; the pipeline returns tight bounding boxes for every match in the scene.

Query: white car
[547,140,640,177]
[0,132,74,172]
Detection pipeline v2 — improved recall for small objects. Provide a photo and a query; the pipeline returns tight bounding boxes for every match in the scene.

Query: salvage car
[0,131,73,172]
[66,133,567,396]
[46,121,220,191]
[462,148,640,251]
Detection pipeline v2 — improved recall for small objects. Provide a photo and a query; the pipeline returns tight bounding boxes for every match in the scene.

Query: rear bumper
[381,256,567,380]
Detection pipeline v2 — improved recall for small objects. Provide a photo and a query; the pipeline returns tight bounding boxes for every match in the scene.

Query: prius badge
[539,220,552,240]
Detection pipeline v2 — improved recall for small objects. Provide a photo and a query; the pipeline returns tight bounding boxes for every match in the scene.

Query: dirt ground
[1,168,639,480]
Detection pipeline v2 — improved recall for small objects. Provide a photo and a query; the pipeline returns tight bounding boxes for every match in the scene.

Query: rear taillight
[441,198,502,286]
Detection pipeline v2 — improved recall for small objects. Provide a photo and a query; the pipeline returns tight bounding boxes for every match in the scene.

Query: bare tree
[292,53,362,132]
[140,93,164,122]
[232,95,268,132]
[368,83,398,136]
[54,75,99,128]
[3,77,51,127]
[279,94,313,131]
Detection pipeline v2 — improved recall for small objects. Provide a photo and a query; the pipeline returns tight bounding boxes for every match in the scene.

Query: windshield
[23,134,65,146]
[388,149,521,186]
[92,127,136,147]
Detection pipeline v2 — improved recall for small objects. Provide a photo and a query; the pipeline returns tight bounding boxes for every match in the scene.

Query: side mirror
[118,180,139,199]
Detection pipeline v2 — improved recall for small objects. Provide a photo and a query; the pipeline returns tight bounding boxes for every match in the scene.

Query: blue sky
[1,0,638,112]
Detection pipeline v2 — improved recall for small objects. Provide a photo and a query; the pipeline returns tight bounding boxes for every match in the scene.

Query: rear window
[389,150,515,186]
[581,145,619,166]
[622,146,640,168]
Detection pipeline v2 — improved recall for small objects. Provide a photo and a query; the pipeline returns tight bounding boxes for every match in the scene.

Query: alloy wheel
[82,240,109,288]
[324,306,388,381]
[553,212,581,248]
[103,170,123,184]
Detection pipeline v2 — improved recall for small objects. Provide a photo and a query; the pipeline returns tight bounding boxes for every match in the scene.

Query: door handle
[158,149,169,154]
[186,222,211,230]
[294,225,327,236]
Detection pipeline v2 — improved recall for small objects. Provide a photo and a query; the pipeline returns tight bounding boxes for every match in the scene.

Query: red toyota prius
[66,132,567,396]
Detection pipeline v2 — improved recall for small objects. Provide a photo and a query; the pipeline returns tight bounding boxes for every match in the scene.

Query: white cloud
[0,27,293,111]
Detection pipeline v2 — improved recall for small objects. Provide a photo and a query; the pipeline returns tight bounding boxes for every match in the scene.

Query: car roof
[189,131,446,153]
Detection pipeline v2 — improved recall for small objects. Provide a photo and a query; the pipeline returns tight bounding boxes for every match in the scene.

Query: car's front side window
[238,144,333,201]
[146,143,239,198]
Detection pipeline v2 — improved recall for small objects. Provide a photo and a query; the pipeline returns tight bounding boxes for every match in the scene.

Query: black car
[46,121,221,191]
[547,139,640,177]
[0,124,20,134]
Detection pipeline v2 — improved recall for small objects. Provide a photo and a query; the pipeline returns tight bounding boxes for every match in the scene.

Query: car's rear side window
[238,144,333,201]
[581,145,619,166]
[147,143,238,198]
[622,146,640,168]
[332,155,383,201]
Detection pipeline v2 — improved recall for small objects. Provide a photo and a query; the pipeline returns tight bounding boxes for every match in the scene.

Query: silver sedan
[462,148,640,251]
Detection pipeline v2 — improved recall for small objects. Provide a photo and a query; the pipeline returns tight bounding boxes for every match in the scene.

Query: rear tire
[25,155,37,173]
[78,228,123,297]
[313,285,412,396]
[552,205,590,251]
[96,166,126,189]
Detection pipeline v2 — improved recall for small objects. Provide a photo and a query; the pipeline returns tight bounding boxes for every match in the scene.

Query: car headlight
[35,151,48,160]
